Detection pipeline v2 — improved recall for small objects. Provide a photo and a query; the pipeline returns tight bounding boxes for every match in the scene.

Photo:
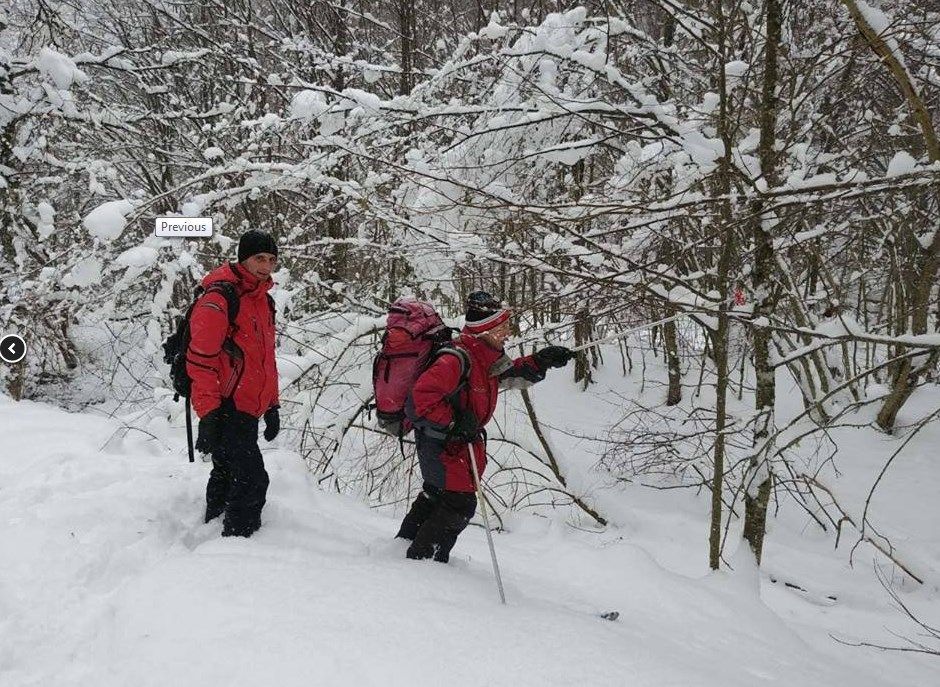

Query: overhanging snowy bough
[285,312,608,527]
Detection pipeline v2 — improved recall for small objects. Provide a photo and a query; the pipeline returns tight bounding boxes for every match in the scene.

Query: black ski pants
[205,410,269,537]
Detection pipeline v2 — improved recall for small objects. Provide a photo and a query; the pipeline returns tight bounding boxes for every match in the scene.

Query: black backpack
[162,282,242,400]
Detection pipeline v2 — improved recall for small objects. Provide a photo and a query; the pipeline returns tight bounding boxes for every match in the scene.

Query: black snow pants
[396,428,478,563]
[205,410,270,537]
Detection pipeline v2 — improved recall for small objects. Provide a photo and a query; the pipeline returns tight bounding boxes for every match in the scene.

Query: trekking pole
[467,441,506,605]
[569,312,683,352]
[185,397,195,463]
[405,449,415,512]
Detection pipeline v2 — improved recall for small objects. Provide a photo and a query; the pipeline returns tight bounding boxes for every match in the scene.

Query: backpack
[162,281,274,401]
[372,297,469,438]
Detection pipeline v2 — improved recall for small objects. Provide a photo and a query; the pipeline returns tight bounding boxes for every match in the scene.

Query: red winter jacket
[186,262,279,419]
[410,332,545,492]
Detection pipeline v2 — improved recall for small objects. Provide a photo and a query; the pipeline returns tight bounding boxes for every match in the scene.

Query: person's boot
[221,521,254,537]
[221,507,255,537]
[246,513,262,535]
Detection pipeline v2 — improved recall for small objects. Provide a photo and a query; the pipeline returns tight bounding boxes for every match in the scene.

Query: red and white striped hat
[463,290,512,334]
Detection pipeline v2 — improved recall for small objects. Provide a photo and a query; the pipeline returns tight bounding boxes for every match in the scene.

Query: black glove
[534,345,575,370]
[195,405,227,454]
[447,407,480,443]
[263,405,280,442]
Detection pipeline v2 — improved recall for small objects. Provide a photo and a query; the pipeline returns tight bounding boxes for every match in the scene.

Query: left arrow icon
[0,334,26,364]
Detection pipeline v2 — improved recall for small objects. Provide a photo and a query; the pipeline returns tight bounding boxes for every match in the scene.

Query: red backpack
[372,297,465,437]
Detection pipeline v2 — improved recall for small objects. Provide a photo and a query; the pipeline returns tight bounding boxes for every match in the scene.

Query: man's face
[242,252,277,280]
[480,319,511,349]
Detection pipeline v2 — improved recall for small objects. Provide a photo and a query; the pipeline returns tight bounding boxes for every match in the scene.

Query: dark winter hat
[238,229,279,262]
[464,290,512,335]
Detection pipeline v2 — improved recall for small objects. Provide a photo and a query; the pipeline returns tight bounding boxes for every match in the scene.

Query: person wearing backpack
[395,291,574,562]
[186,229,280,537]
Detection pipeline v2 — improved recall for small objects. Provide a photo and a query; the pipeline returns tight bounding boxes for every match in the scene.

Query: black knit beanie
[238,229,278,262]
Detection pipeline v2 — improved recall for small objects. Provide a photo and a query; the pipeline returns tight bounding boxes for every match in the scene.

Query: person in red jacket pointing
[396,291,574,562]
[187,229,280,537]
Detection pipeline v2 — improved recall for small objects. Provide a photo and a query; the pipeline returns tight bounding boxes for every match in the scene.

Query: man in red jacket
[187,229,281,537]
[396,291,573,562]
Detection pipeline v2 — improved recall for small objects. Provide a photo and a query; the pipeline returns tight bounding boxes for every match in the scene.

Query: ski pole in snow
[467,441,506,605]
[185,397,195,463]
[569,312,684,353]
[405,449,415,513]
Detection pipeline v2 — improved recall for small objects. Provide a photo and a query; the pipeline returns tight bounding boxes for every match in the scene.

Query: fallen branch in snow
[832,566,940,656]
[287,316,382,403]
[799,474,924,585]
[305,397,376,477]
[857,404,940,559]
[767,322,940,364]
[516,300,940,361]
[518,388,608,526]
[767,575,838,604]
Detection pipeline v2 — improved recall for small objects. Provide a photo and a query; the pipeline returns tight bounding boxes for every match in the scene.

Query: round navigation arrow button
[0,334,26,364]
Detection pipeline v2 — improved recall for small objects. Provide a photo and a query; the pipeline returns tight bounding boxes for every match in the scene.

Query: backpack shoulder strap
[266,293,276,323]
[436,345,472,417]
[434,345,471,392]
[202,281,240,325]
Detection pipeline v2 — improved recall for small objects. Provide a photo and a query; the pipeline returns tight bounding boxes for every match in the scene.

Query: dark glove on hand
[534,345,575,370]
[263,406,280,442]
[447,407,480,443]
[195,405,226,454]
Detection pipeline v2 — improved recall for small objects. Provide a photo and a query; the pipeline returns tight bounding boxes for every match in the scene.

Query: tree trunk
[709,0,736,571]
[397,0,415,95]
[743,0,781,565]
[664,310,681,405]
[574,307,594,389]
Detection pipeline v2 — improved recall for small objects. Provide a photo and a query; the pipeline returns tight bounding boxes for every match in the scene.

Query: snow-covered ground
[1,373,938,686]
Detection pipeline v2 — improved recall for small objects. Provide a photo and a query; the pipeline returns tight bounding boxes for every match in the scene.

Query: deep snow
[1,382,937,686]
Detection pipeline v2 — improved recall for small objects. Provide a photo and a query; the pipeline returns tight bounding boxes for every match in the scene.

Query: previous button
[0,334,26,364]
